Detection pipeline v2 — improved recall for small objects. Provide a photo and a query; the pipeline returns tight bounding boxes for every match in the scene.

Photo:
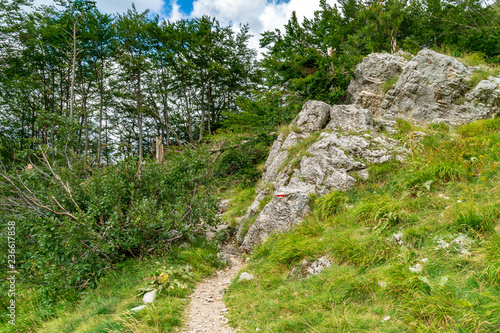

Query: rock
[142,290,157,304]
[380,49,473,123]
[238,272,254,282]
[206,230,216,240]
[290,100,331,133]
[130,305,147,312]
[262,131,310,184]
[217,252,230,265]
[348,49,500,124]
[239,102,400,251]
[306,256,332,275]
[219,199,230,213]
[326,105,373,132]
[347,53,408,112]
[358,169,369,180]
[241,192,311,251]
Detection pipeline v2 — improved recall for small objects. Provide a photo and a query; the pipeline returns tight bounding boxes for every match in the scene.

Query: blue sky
[175,0,193,14]
[33,0,337,52]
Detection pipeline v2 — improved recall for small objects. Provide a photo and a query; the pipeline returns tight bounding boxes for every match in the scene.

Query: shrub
[0,148,219,308]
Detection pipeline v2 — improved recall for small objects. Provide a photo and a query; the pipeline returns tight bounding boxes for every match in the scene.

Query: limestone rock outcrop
[239,101,399,251]
[347,53,408,112]
[290,100,331,133]
[349,49,500,124]
[237,49,500,252]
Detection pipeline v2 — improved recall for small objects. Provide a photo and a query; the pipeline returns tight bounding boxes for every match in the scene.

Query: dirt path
[181,244,243,333]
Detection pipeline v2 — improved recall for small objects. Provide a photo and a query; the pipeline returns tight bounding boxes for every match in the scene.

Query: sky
[33,0,337,52]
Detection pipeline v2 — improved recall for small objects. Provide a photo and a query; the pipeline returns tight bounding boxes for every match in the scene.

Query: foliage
[213,137,271,187]
[0,148,219,328]
[20,243,224,333]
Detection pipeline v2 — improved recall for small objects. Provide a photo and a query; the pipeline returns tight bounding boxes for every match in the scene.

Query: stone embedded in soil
[142,290,157,304]
[130,305,147,312]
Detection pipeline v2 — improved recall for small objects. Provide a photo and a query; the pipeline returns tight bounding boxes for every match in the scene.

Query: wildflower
[420,258,428,263]
[392,232,404,245]
[409,263,423,273]
[381,316,391,322]
[378,281,387,288]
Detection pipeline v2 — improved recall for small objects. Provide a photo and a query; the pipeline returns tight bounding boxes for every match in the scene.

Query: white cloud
[167,0,187,21]
[96,0,165,15]
[185,0,337,53]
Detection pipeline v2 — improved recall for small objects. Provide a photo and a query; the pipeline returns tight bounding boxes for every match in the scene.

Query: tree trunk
[198,86,205,143]
[70,21,77,120]
[137,67,143,163]
[97,57,104,167]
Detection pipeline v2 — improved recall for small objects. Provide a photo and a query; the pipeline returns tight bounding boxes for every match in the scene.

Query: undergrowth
[226,118,500,332]
[10,241,224,333]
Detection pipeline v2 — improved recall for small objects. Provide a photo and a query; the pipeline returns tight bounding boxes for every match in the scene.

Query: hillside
[2,1,500,332]
[7,49,499,333]
[221,50,500,332]
[225,116,500,332]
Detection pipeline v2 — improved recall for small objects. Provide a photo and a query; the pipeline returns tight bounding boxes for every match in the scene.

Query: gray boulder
[290,100,331,133]
[380,49,473,123]
[142,290,157,304]
[326,105,373,132]
[457,77,500,123]
[238,272,254,282]
[306,256,332,276]
[349,49,500,124]
[347,53,408,112]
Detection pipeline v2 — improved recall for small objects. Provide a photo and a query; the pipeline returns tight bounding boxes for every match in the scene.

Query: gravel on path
[181,245,243,333]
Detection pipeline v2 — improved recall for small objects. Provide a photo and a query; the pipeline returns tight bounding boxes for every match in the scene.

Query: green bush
[0,148,219,313]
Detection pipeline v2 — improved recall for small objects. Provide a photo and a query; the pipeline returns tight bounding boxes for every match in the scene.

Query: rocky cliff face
[238,101,400,251]
[348,49,500,124]
[237,49,500,251]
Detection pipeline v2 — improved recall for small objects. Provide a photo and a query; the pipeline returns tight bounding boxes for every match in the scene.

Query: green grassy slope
[225,118,500,332]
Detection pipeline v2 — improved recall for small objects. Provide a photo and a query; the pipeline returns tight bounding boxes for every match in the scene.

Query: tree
[115,4,152,163]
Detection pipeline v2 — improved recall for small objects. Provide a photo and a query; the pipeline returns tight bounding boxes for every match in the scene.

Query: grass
[5,242,224,333]
[381,76,399,93]
[467,68,500,89]
[225,118,500,332]
[222,186,258,227]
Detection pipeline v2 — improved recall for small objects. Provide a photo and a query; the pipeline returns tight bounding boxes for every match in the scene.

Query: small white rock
[409,263,423,273]
[378,281,387,288]
[143,290,157,304]
[130,305,147,312]
[238,272,254,281]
